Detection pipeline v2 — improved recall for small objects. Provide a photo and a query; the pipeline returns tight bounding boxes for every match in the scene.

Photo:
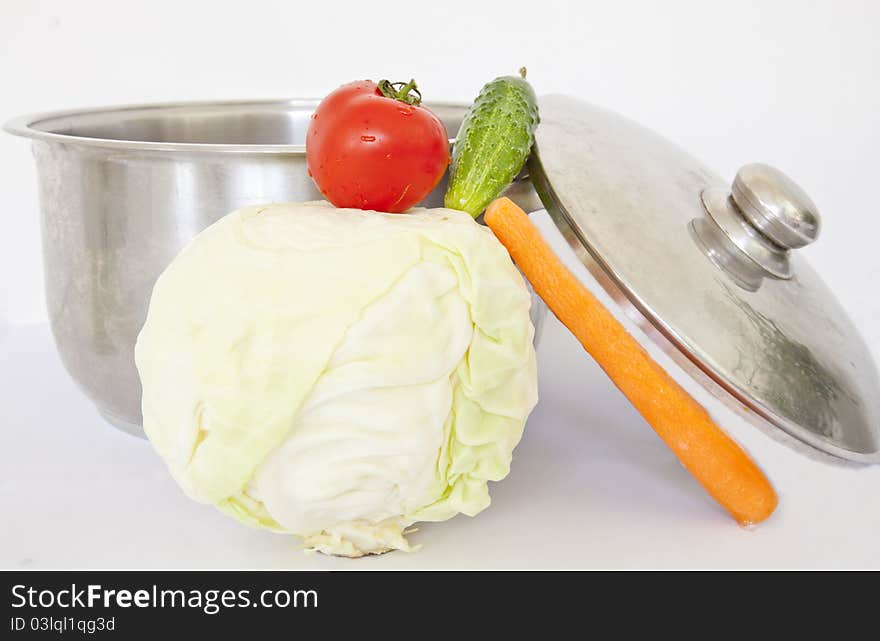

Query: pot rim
[3,97,467,154]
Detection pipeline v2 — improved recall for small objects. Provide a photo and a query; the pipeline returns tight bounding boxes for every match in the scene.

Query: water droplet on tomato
[360,135,376,142]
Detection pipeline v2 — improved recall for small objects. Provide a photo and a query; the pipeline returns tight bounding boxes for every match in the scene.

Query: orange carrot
[485,197,778,525]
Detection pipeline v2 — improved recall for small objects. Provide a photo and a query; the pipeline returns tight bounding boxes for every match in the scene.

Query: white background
[1,1,879,568]
[2,0,879,349]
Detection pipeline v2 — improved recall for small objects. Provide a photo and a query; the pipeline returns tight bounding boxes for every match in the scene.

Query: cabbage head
[135,201,538,556]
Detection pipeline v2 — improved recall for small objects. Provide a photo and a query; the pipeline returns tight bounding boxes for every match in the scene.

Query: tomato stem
[377,79,422,106]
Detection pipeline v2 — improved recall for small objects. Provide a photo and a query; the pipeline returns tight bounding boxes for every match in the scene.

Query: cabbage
[135,201,538,556]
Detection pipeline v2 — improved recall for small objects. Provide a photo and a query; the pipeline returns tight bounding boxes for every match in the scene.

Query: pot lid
[528,95,880,462]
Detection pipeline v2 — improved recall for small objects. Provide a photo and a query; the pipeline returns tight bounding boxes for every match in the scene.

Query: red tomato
[306,79,450,213]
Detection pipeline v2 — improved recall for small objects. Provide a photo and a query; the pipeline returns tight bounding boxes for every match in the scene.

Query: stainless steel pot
[5,100,546,436]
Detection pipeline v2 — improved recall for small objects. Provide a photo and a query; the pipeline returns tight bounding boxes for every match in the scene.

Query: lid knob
[697,164,822,281]
[731,163,821,249]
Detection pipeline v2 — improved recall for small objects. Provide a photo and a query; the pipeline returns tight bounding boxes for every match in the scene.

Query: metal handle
[697,163,821,281]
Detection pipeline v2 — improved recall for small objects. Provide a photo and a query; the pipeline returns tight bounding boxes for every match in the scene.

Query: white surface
[2,212,879,569]
[1,1,878,569]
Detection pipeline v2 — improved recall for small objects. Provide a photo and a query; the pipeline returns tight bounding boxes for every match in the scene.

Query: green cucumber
[444,68,539,217]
